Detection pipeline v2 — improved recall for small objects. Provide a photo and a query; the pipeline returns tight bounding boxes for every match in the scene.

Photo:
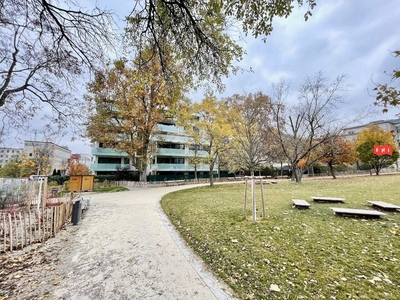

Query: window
[157,157,184,164]
[29,153,33,157]
[123,158,129,164]
[98,157,121,164]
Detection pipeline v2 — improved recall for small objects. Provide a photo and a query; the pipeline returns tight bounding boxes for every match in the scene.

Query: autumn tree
[0,159,22,178]
[0,0,116,142]
[224,92,274,176]
[271,73,349,183]
[85,47,187,182]
[125,1,316,92]
[355,125,399,175]
[374,50,400,112]
[179,95,232,186]
[66,154,89,175]
[21,142,54,176]
[318,136,357,179]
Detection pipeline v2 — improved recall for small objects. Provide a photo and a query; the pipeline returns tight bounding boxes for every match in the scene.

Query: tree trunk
[194,164,198,182]
[328,162,336,179]
[374,165,380,175]
[209,165,214,186]
[294,167,303,183]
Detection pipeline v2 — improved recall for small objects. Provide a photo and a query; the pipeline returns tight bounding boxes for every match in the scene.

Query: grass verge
[161,175,400,300]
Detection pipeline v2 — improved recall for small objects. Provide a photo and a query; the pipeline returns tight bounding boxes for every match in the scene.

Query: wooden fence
[0,200,73,253]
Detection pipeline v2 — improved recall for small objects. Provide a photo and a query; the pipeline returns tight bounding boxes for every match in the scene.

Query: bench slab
[292,199,311,209]
[311,196,345,203]
[330,207,386,218]
[368,201,400,211]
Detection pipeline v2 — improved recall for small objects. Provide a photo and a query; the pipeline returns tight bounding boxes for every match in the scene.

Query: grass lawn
[161,175,400,300]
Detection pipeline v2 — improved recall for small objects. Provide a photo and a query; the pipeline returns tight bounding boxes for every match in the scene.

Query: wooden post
[13,212,18,249]
[37,209,41,242]
[18,212,23,248]
[260,177,266,218]
[252,178,256,223]
[42,176,48,212]
[29,210,32,245]
[3,214,6,252]
[42,205,45,242]
[244,178,248,218]
[23,211,27,247]
[50,207,53,237]
[8,213,13,251]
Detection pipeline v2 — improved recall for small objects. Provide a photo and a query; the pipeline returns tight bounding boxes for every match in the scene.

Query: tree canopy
[271,73,349,182]
[125,0,316,92]
[355,125,399,175]
[374,50,400,112]
[318,136,357,179]
[179,94,232,186]
[0,0,116,141]
[85,48,188,181]
[224,92,274,175]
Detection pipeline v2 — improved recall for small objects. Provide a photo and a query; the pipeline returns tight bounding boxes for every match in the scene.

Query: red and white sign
[373,145,393,156]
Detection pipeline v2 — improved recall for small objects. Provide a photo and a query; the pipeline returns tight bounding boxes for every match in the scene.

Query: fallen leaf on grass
[270,284,281,292]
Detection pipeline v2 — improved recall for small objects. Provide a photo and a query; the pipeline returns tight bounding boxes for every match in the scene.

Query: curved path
[51,186,235,300]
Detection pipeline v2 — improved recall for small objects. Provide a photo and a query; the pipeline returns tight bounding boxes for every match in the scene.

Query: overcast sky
[16,0,400,154]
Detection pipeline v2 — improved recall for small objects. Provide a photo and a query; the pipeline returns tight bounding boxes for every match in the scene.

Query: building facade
[0,147,24,168]
[90,120,211,179]
[23,141,71,175]
[342,117,400,145]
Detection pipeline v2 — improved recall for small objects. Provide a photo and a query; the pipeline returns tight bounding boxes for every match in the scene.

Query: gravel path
[2,186,235,300]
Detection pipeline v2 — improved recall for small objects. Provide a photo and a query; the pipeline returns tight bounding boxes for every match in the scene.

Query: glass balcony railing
[155,134,192,143]
[91,147,128,157]
[90,163,133,171]
[151,163,209,172]
[156,124,185,134]
[155,148,209,157]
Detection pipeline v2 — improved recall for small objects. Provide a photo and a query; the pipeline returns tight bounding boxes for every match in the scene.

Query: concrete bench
[330,207,386,218]
[292,199,311,209]
[367,201,400,211]
[311,196,345,203]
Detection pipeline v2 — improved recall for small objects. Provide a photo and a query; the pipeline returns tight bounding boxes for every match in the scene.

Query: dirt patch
[0,226,77,300]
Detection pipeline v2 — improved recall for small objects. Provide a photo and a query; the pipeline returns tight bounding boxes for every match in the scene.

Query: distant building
[342,117,400,145]
[343,116,400,167]
[0,147,23,168]
[23,141,71,175]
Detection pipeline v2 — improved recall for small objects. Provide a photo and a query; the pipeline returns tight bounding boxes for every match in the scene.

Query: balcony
[155,134,192,143]
[156,124,185,134]
[91,147,128,157]
[90,163,133,172]
[155,148,209,158]
[151,163,209,172]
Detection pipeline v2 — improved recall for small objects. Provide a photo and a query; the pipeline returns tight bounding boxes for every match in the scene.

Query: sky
[11,0,400,154]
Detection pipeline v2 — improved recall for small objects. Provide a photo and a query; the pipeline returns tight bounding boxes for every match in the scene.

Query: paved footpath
[51,186,235,300]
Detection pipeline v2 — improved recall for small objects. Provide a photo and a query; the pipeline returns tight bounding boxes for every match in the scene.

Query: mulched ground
[0,228,72,300]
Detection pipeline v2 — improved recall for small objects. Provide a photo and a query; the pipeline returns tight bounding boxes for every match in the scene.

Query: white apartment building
[90,120,212,180]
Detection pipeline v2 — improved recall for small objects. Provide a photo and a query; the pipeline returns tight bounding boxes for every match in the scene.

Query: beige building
[342,116,400,145]
[0,147,24,168]
[23,141,71,175]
